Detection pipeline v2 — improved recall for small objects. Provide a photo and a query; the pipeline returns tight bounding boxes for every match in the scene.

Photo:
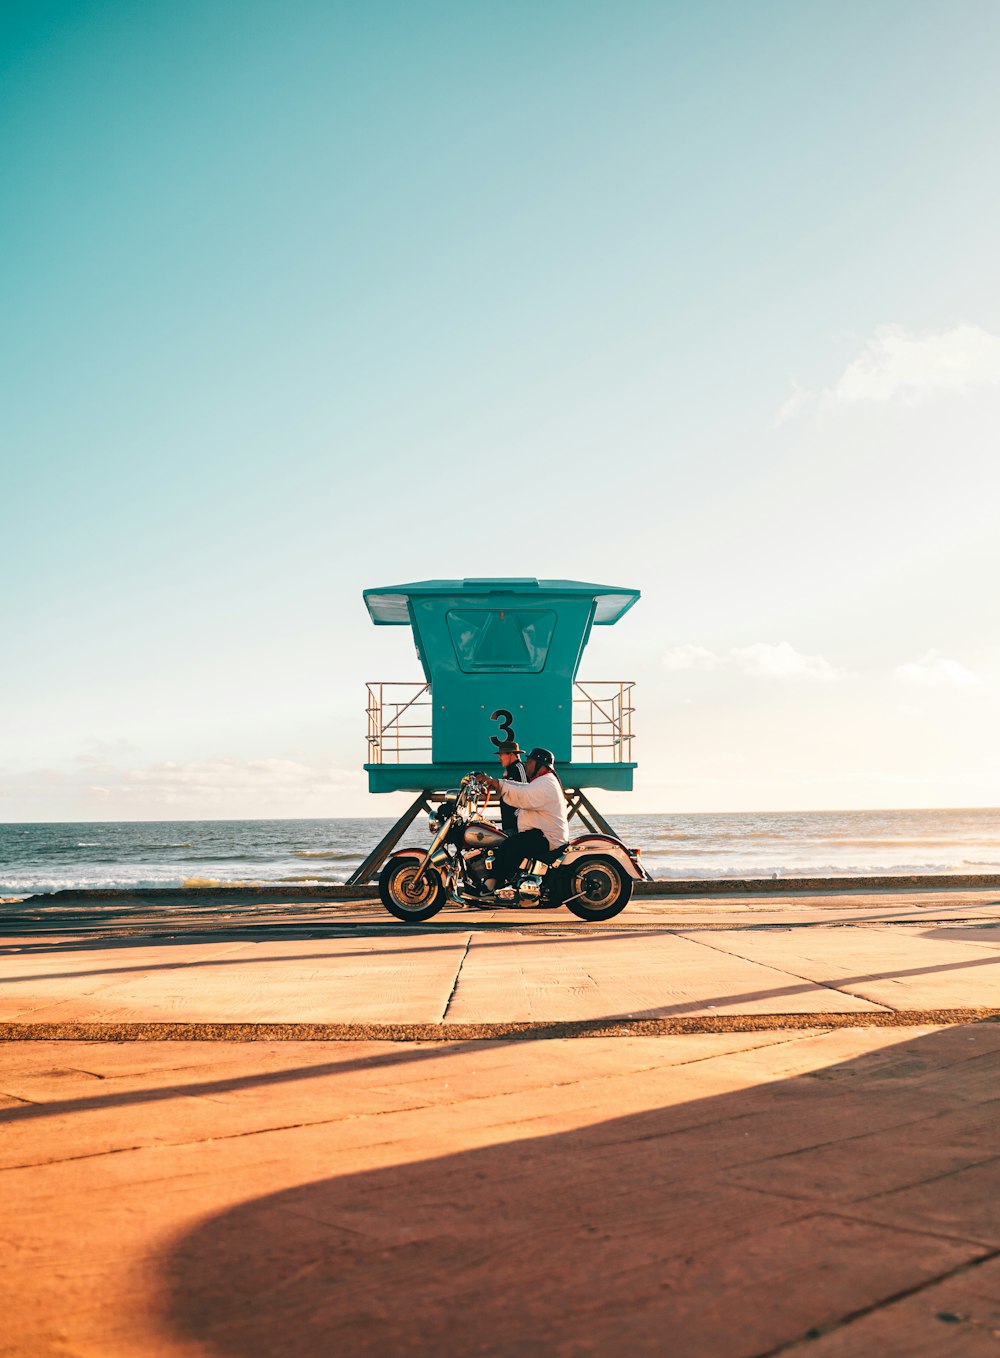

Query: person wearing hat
[495,740,528,836]
[478,747,570,888]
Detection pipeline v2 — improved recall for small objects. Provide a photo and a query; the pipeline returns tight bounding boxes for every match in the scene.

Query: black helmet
[526,747,555,768]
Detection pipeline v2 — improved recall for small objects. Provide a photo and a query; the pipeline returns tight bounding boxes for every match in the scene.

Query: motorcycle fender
[386,848,451,881]
[556,837,643,881]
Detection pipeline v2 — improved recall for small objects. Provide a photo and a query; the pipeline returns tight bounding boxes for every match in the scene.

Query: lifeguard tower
[348,577,640,884]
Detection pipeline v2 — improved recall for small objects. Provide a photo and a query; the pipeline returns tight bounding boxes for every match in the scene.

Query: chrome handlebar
[415,772,492,885]
[459,772,490,811]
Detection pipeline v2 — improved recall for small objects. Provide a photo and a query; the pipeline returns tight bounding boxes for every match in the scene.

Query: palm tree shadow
[158,1023,1000,1357]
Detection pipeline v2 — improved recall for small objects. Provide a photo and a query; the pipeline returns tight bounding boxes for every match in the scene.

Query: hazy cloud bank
[663,641,846,681]
[665,643,986,689]
[894,650,983,688]
[0,757,365,818]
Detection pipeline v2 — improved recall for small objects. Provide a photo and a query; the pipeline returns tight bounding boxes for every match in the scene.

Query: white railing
[366,680,635,765]
[365,682,432,764]
[572,681,635,763]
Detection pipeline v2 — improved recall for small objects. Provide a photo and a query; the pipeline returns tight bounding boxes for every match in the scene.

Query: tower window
[446,609,556,672]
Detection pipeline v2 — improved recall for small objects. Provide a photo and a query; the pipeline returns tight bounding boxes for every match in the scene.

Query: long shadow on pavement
[155,1024,1000,1357]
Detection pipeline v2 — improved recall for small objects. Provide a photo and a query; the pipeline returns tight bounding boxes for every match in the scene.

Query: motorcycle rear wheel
[563,856,632,922]
[379,857,445,922]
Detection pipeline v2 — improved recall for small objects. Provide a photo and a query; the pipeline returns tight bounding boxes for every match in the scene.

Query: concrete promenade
[3,885,1000,1355]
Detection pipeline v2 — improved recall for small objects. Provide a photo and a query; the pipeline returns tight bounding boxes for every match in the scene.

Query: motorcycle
[377,773,644,923]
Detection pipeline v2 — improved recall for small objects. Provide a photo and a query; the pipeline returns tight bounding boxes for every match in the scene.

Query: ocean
[2,807,1000,898]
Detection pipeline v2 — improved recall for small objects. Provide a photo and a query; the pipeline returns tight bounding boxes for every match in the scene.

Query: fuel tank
[462,820,507,848]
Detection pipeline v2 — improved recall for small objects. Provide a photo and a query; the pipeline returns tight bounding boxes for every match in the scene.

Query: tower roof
[363,578,639,626]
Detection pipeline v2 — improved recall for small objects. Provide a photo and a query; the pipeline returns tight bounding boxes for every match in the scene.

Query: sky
[3,0,1000,821]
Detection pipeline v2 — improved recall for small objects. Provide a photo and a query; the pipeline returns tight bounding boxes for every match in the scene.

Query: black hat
[526,747,555,768]
[495,740,523,755]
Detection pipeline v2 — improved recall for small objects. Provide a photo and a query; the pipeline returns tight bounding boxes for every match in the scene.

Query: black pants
[495,828,549,885]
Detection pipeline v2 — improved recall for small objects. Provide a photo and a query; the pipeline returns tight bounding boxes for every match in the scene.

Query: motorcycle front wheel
[378,856,445,922]
[562,856,632,922]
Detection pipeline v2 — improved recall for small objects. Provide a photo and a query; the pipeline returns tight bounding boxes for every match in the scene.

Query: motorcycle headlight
[427,817,441,834]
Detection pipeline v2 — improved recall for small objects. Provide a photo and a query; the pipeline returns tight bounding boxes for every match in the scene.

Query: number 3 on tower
[490,709,515,748]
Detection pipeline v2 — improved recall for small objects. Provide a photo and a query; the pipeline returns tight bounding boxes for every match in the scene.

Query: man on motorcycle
[496,739,528,836]
[478,747,570,887]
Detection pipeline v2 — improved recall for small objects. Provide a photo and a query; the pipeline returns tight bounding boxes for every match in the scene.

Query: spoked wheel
[379,857,445,922]
[563,856,633,921]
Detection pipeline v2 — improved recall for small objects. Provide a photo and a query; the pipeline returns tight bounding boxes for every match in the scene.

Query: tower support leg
[563,788,600,834]
[346,791,435,886]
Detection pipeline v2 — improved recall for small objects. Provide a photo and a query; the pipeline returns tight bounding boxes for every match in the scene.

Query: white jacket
[498,770,569,850]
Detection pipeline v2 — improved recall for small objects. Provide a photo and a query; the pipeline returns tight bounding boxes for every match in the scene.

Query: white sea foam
[1,875,189,895]
[294,850,359,860]
[643,862,965,880]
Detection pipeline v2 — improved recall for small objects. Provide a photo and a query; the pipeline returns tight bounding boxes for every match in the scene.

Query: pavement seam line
[821,1205,1000,1253]
[3,1050,801,1166]
[7,1039,787,1154]
[728,1163,1000,1219]
[712,1084,1000,1182]
[439,933,473,1022]
[846,1147,1000,1207]
[750,1245,1000,1356]
[677,929,896,1013]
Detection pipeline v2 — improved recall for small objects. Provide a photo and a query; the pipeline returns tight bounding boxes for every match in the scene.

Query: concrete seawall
[9,871,1000,909]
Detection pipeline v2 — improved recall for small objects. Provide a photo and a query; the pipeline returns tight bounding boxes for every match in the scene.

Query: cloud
[78,736,142,759]
[663,641,845,681]
[833,324,1000,404]
[0,756,366,816]
[0,768,63,797]
[662,644,722,672]
[773,380,811,427]
[124,758,364,804]
[774,324,1000,422]
[894,650,982,688]
[730,641,844,681]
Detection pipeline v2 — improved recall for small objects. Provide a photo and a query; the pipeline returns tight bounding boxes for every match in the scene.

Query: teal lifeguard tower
[348,578,640,884]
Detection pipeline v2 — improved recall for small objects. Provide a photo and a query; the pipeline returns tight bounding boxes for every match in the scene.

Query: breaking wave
[293,851,358,860]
